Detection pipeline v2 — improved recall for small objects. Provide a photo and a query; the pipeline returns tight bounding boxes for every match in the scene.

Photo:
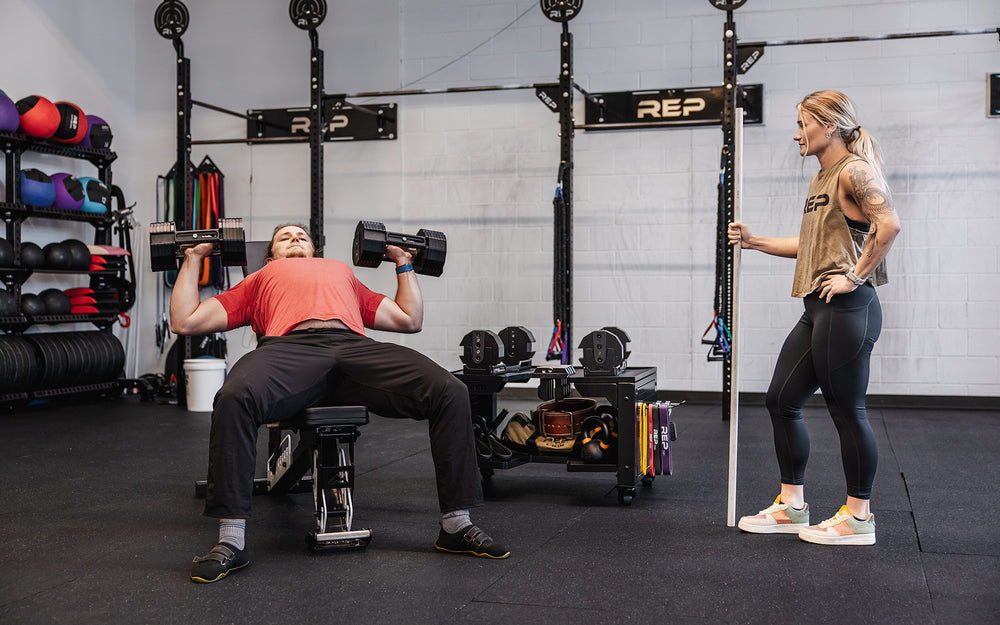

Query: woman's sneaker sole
[737,518,808,534]
[798,530,876,546]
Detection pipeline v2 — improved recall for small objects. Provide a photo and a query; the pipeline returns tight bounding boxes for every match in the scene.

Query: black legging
[765,283,881,500]
[203,329,483,519]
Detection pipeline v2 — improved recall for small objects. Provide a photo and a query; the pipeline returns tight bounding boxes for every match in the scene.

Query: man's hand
[384,244,412,266]
[183,242,215,264]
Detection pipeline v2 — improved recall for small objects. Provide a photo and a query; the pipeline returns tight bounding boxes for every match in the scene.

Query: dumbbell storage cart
[1,130,134,407]
[454,327,666,506]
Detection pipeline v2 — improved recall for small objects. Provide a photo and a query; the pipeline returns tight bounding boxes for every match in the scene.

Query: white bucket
[183,358,227,412]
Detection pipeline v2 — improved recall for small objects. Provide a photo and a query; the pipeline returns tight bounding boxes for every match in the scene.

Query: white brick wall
[8,0,994,397]
[390,0,1000,397]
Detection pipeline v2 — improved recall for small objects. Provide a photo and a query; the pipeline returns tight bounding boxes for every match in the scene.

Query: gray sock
[440,509,471,534]
[219,519,246,551]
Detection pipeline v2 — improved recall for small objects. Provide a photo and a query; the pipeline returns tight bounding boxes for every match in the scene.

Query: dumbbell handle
[383,231,432,255]
[172,228,227,257]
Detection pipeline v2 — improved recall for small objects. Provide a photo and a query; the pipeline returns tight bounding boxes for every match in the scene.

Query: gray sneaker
[798,505,876,546]
[738,495,810,534]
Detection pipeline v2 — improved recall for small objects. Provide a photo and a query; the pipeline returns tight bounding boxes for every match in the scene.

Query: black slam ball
[39,288,72,315]
[43,242,72,269]
[19,242,45,269]
[20,293,45,316]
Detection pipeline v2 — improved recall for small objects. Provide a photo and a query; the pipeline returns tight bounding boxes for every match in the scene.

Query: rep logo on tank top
[803,193,829,214]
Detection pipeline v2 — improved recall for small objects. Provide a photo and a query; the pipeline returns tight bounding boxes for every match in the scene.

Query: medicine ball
[19,241,45,269]
[52,101,88,144]
[61,238,92,270]
[80,114,112,149]
[39,288,72,315]
[51,173,85,210]
[0,288,17,316]
[77,177,109,213]
[43,242,72,269]
[0,89,19,132]
[15,95,60,138]
[20,292,45,316]
[0,237,12,267]
[20,168,56,207]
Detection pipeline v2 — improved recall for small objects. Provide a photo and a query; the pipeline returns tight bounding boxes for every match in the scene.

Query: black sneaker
[190,542,250,583]
[434,524,510,559]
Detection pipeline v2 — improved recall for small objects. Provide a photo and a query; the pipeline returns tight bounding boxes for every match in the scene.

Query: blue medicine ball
[77,176,110,213]
[20,169,56,207]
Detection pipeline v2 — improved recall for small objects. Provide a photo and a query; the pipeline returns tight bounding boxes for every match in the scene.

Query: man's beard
[284,248,309,258]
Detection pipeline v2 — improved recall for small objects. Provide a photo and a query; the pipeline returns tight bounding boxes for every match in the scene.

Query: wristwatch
[845,269,866,286]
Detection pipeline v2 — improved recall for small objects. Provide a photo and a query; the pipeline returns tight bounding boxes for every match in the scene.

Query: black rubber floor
[0,395,996,624]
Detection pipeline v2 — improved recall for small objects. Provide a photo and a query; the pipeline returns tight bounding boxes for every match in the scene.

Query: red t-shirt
[213,257,386,337]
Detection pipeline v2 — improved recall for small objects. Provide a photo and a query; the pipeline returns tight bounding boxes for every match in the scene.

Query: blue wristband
[396,263,414,274]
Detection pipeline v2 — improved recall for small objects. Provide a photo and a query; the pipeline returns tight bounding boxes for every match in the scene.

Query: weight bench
[195,404,372,551]
[257,404,373,551]
[194,240,373,551]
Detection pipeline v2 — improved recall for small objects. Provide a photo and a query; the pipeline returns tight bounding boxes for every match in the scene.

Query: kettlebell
[579,414,612,463]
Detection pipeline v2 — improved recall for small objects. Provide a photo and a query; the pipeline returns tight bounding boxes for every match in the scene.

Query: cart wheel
[617,488,634,506]
[641,475,654,486]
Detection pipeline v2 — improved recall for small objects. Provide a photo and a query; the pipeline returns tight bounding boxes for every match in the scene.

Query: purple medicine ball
[0,90,19,132]
[80,114,112,149]
[51,173,85,210]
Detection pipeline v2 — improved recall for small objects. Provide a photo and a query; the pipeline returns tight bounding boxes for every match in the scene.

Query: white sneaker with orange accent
[737,495,810,534]
[798,505,876,546]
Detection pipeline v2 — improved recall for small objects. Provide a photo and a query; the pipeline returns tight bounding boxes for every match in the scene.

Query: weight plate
[105,333,126,379]
[14,336,42,391]
[289,0,327,30]
[81,331,106,380]
[28,335,54,389]
[63,333,91,385]
[352,221,388,268]
[93,331,124,380]
[91,332,113,382]
[414,229,447,277]
[0,337,13,393]
[154,1,189,39]
[46,334,75,389]
[540,0,583,23]
[707,0,748,11]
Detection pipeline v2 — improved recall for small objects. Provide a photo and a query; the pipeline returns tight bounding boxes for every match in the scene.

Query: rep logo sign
[637,97,707,119]
[583,84,763,130]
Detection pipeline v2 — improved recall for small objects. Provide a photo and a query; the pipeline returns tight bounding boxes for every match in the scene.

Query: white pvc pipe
[726,108,744,527]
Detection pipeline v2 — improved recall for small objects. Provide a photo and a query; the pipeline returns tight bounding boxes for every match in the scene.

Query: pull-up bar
[742,26,999,48]
[738,27,999,73]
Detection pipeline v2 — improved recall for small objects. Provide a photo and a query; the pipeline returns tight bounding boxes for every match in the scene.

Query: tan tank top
[791,153,888,297]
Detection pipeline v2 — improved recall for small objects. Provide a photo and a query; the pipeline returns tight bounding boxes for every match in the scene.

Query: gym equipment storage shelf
[1,131,131,406]
[455,366,658,506]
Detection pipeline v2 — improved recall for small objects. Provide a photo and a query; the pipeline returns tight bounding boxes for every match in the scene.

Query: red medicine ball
[53,101,89,144]
[15,95,60,138]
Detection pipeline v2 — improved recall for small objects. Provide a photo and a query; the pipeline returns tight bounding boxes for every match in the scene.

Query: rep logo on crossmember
[637,97,706,119]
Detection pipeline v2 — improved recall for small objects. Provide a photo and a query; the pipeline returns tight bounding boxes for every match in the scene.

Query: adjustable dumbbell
[149,218,247,272]
[352,221,447,277]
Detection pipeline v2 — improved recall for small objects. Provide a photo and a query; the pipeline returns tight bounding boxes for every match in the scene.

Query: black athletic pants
[765,284,882,500]
[203,329,483,518]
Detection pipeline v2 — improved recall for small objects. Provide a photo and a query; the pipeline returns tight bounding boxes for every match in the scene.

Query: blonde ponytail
[799,90,890,192]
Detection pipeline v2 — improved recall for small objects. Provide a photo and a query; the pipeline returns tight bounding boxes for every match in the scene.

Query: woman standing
[729,90,901,546]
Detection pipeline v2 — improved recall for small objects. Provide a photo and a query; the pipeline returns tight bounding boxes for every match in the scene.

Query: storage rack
[1,130,132,404]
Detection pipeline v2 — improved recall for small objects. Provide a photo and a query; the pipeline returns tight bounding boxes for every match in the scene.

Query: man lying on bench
[170,223,509,584]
